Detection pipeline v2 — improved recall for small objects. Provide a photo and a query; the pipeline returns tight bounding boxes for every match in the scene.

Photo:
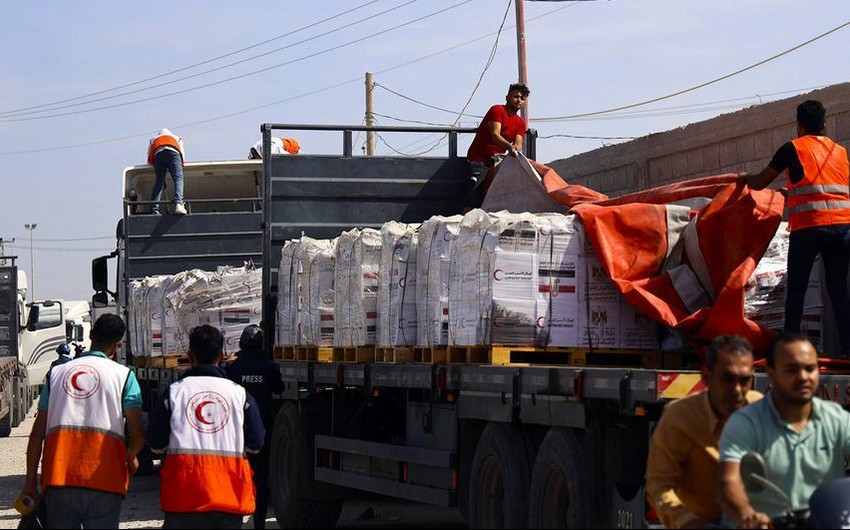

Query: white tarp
[480,154,568,214]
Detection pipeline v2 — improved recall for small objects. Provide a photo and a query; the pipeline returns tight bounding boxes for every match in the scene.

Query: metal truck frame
[94,124,850,529]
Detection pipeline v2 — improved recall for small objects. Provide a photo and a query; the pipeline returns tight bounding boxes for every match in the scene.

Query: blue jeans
[44,486,123,529]
[151,149,184,213]
[785,224,850,356]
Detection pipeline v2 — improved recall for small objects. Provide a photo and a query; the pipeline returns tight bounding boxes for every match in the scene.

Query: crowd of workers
[21,314,281,529]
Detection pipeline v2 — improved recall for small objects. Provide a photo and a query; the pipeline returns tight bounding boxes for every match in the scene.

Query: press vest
[148,133,184,165]
[159,376,255,514]
[786,136,850,231]
[41,356,131,495]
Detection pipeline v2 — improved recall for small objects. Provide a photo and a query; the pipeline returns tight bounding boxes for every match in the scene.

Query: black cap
[239,324,263,351]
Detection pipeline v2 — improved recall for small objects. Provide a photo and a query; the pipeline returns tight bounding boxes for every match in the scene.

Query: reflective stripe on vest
[786,136,850,231]
[147,134,184,165]
[160,375,255,515]
[42,356,130,495]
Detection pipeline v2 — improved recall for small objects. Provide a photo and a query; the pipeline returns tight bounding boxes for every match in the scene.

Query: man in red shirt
[466,83,530,207]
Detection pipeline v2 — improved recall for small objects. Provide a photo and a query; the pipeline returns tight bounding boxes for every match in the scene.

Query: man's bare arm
[717,461,771,529]
[23,411,47,504]
[124,408,146,475]
[487,121,514,153]
[740,166,781,191]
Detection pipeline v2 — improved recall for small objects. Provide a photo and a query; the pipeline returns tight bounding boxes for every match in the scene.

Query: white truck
[0,257,91,436]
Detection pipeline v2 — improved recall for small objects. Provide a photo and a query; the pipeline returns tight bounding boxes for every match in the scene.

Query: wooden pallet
[447,345,490,364]
[132,355,187,369]
[332,346,376,363]
[413,346,448,364]
[488,344,663,368]
[375,347,416,363]
[273,345,297,361]
[296,346,333,362]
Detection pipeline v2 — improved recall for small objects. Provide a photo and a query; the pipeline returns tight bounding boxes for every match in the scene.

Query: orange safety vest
[786,135,850,232]
[41,356,131,495]
[148,134,184,165]
[159,376,255,514]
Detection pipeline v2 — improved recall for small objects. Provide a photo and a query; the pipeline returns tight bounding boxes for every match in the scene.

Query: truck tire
[0,383,13,438]
[269,403,343,528]
[528,427,589,528]
[468,423,534,529]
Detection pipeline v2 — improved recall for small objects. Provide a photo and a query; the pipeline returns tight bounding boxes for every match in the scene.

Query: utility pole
[515,0,529,124]
[24,224,36,301]
[365,72,376,156]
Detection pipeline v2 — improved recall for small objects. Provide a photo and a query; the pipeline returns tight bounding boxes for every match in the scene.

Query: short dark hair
[508,83,530,97]
[705,334,753,369]
[765,331,812,367]
[796,100,826,133]
[91,314,125,346]
[189,325,224,365]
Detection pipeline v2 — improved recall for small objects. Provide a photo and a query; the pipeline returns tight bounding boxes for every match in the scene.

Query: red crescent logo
[443,231,452,242]
[493,269,504,281]
[70,372,86,392]
[537,316,546,329]
[194,401,215,425]
[62,365,101,399]
[186,391,230,434]
[399,277,406,288]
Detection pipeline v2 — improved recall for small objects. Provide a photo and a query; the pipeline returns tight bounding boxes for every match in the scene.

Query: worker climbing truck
[93,124,850,529]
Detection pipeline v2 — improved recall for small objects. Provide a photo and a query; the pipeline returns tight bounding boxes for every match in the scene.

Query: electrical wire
[7,245,114,253]
[538,133,638,140]
[534,18,850,122]
[29,236,114,242]
[0,1,576,156]
[0,0,472,124]
[0,0,381,117]
[0,0,417,120]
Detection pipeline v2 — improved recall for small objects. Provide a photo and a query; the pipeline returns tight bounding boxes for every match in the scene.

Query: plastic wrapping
[299,237,336,346]
[416,215,462,346]
[275,240,302,347]
[128,265,261,357]
[448,210,533,346]
[334,228,382,346]
[378,222,419,347]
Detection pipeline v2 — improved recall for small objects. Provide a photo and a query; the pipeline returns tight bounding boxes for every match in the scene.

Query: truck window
[30,304,62,330]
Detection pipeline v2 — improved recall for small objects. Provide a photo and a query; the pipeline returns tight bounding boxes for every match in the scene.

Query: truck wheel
[528,427,589,528]
[270,402,343,528]
[0,383,12,438]
[468,423,534,529]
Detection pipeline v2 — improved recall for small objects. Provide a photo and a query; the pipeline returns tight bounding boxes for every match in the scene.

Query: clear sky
[2,0,848,301]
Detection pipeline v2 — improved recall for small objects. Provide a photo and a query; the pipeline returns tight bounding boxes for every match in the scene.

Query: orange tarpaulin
[483,159,786,354]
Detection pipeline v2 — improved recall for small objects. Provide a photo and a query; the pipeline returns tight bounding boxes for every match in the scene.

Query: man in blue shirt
[718,332,850,528]
[22,313,145,529]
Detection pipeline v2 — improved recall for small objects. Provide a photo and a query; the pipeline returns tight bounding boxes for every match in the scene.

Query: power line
[538,133,638,140]
[0,1,417,121]
[0,0,472,124]
[377,83,484,118]
[0,0,381,117]
[7,245,114,252]
[29,236,114,242]
[534,18,850,122]
[0,0,577,156]
[404,0,513,157]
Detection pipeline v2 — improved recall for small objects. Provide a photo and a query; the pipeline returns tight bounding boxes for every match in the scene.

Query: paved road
[0,405,467,529]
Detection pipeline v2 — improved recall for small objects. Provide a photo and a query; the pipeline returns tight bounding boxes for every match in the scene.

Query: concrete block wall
[548,82,850,197]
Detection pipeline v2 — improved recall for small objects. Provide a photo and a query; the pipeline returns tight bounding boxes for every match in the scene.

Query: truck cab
[20,299,91,387]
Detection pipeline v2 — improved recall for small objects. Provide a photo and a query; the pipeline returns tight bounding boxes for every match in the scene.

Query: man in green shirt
[718,332,850,528]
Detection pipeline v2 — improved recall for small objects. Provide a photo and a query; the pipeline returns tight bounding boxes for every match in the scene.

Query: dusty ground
[0,405,466,529]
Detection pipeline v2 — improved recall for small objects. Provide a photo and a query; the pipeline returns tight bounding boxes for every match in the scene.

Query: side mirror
[92,291,110,309]
[92,256,109,293]
[741,452,767,493]
[25,305,39,332]
[74,324,85,342]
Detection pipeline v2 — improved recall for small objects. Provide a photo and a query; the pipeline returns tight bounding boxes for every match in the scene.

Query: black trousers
[785,224,850,355]
[248,444,271,529]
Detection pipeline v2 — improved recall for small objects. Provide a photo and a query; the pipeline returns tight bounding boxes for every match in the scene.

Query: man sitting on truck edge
[248,137,300,159]
[739,99,850,357]
[225,324,284,530]
[148,324,265,529]
[148,128,187,216]
[646,335,761,529]
[22,313,145,529]
[718,333,850,528]
[466,83,529,208]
